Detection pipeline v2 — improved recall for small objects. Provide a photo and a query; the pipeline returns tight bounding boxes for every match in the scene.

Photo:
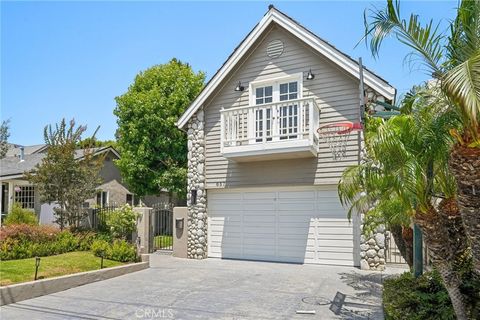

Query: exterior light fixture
[234,81,245,92]
[191,189,197,205]
[34,257,41,280]
[100,251,105,269]
[306,69,315,80]
[176,218,184,229]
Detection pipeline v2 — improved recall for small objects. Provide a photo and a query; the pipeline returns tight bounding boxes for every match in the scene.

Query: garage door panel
[316,251,354,261]
[277,215,315,223]
[317,233,352,240]
[316,220,352,227]
[208,187,356,266]
[209,216,242,223]
[316,239,353,247]
[208,202,243,211]
[243,225,275,238]
[243,248,276,257]
[209,192,243,200]
[243,215,276,223]
[278,226,315,235]
[243,192,276,200]
[278,191,316,199]
[243,203,275,211]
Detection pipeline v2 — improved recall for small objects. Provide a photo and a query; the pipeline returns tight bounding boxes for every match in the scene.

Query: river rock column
[186,108,207,259]
[359,214,386,270]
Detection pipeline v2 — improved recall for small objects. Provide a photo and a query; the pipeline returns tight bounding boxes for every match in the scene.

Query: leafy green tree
[114,58,205,198]
[27,119,103,229]
[77,137,117,149]
[0,120,10,159]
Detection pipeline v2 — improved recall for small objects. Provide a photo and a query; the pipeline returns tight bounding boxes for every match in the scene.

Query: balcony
[220,97,320,161]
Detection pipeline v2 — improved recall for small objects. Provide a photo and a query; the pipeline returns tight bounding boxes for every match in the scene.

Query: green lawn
[0,251,124,286]
[154,235,173,249]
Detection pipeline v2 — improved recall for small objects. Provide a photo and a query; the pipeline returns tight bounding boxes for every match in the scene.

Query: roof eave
[177,7,396,129]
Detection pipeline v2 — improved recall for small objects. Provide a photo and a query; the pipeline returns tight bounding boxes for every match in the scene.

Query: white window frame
[249,73,303,142]
[249,73,303,106]
[96,190,109,208]
[13,185,35,210]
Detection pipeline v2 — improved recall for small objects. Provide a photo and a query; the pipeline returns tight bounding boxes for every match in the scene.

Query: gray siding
[204,24,365,189]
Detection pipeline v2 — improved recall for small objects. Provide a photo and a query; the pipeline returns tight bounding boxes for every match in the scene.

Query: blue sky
[1,1,457,145]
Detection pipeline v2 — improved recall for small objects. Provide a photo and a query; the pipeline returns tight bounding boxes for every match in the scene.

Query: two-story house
[177,6,395,267]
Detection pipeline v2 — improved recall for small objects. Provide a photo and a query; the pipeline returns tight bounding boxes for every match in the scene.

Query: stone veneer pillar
[186,108,208,259]
[359,213,386,270]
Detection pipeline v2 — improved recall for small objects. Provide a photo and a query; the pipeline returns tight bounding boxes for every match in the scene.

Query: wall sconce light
[191,189,197,205]
[306,69,315,80]
[234,81,245,92]
[176,218,184,229]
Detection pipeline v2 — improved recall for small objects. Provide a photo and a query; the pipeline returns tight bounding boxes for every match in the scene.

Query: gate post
[135,207,153,255]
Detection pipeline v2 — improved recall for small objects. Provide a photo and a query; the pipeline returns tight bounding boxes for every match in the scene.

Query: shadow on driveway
[300,271,387,319]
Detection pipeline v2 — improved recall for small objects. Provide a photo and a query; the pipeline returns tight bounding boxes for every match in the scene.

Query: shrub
[90,239,110,257]
[4,203,38,226]
[75,231,98,251]
[105,205,137,239]
[108,240,137,262]
[0,225,91,260]
[91,239,137,262]
[0,224,59,243]
[383,271,455,320]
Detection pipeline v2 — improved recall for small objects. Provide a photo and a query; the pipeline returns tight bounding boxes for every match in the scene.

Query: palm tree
[340,88,472,318]
[363,0,480,276]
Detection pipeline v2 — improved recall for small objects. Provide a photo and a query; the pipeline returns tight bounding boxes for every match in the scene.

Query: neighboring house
[0,145,136,224]
[176,6,396,268]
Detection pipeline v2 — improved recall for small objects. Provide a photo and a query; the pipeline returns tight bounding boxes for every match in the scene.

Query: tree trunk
[449,144,480,275]
[415,205,469,320]
[390,224,413,268]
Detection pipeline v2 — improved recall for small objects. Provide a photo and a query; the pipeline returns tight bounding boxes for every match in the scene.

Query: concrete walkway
[1,254,407,320]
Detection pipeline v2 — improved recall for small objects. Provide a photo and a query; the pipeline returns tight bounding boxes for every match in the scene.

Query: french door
[253,79,300,142]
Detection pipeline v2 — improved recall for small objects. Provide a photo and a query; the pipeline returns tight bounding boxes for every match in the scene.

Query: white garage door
[207,186,358,266]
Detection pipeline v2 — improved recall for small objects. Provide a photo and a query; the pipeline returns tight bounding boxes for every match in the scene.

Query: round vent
[267,40,284,58]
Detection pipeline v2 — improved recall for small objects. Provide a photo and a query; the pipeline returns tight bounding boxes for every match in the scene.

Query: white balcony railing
[220,97,320,160]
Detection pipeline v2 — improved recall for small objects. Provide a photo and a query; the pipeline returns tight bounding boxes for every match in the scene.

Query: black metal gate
[385,230,407,264]
[151,203,173,251]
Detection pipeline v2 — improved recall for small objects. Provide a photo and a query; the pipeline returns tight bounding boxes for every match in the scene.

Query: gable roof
[6,144,47,157]
[0,146,121,180]
[177,5,396,129]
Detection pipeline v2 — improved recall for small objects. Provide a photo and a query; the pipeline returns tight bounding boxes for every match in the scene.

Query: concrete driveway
[1,253,406,320]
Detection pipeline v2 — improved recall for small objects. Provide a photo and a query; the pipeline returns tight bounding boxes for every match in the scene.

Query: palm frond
[442,53,480,136]
[363,0,444,75]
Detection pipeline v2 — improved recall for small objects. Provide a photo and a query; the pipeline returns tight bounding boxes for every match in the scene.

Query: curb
[1,261,149,306]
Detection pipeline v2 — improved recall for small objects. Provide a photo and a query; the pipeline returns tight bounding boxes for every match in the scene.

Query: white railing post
[298,101,303,139]
[220,109,225,153]
[309,99,315,145]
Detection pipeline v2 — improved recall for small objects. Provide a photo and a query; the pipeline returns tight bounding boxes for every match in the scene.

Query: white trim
[249,72,303,106]
[222,139,317,159]
[177,8,395,128]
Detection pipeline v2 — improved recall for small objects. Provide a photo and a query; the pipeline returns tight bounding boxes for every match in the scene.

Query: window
[279,81,298,101]
[251,74,302,142]
[126,194,134,206]
[255,86,273,105]
[14,185,35,209]
[96,191,108,207]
